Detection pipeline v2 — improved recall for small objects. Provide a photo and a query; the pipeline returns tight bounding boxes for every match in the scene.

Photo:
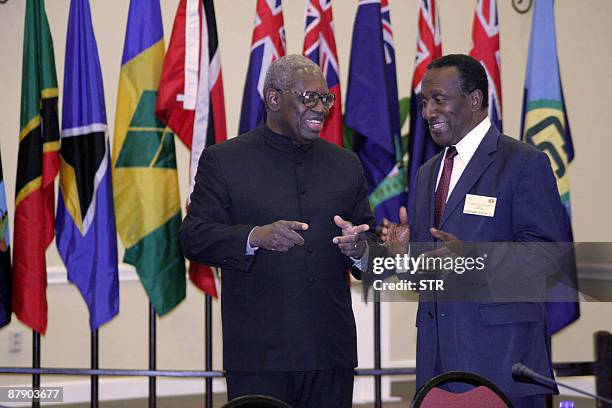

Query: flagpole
[149,302,157,408]
[91,330,99,408]
[32,331,40,408]
[374,293,382,408]
[205,295,213,408]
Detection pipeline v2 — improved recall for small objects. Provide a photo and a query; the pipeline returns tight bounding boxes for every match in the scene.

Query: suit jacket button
[308,277,315,283]
[307,246,313,254]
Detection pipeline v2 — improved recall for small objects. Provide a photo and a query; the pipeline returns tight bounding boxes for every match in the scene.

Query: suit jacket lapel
[439,125,500,229]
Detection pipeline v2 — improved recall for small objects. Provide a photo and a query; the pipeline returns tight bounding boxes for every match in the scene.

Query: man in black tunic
[180,55,376,408]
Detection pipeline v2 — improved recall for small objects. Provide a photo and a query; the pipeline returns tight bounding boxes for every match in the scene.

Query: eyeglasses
[274,89,335,109]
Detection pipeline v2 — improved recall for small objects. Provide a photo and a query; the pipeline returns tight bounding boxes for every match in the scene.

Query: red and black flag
[13,0,60,334]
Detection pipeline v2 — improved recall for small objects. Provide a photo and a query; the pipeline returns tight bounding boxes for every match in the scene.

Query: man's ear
[265,89,281,112]
[469,89,484,112]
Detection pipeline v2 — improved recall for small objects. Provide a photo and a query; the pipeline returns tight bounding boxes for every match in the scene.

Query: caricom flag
[112,0,185,315]
[56,0,119,330]
[13,0,60,334]
[520,0,579,335]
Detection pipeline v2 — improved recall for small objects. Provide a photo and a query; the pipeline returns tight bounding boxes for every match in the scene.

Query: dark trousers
[226,369,354,408]
[510,395,546,407]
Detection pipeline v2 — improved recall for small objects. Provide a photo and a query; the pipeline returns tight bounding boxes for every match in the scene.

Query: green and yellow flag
[112,0,185,315]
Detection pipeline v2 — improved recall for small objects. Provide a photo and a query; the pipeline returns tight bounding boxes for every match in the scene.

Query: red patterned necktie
[434,146,458,227]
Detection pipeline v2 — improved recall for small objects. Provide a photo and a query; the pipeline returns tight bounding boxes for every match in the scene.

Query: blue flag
[238,0,286,134]
[0,149,11,328]
[56,0,119,330]
[520,0,578,335]
[345,0,406,223]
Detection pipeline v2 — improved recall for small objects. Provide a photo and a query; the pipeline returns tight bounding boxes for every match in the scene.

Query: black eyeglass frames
[274,89,335,109]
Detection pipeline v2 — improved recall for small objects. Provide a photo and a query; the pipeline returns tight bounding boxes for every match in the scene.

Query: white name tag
[463,194,497,217]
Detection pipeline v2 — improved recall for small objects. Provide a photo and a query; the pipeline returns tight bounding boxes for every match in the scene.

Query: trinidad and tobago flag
[156,0,227,298]
[407,0,442,211]
[303,0,342,146]
[469,0,503,131]
[238,0,286,134]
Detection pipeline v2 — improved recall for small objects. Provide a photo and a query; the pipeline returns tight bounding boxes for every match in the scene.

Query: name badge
[463,194,497,217]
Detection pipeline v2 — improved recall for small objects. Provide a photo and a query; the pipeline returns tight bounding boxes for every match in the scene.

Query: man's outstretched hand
[380,206,410,256]
[249,221,308,252]
[332,215,369,258]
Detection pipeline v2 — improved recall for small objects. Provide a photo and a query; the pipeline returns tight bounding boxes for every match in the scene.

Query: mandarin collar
[257,122,316,154]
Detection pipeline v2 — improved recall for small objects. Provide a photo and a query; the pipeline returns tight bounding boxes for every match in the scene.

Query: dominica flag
[13,0,60,334]
[0,149,11,328]
[521,0,579,334]
[407,0,442,211]
[303,0,343,146]
[345,0,406,223]
[156,0,227,297]
[56,0,119,330]
[113,0,185,315]
[238,0,286,134]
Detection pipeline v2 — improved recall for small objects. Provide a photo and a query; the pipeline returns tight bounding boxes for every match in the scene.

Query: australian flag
[303,0,343,146]
[345,0,406,224]
[238,0,286,134]
[469,0,503,131]
[407,0,442,211]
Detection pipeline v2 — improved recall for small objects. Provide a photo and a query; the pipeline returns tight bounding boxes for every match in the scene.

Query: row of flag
[0,0,577,335]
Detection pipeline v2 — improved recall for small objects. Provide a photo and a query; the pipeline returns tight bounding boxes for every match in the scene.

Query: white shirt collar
[450,116,491,165]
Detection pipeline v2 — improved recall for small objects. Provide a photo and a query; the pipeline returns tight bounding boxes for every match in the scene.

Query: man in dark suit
[377,54,565,407]
[180,55,375,408]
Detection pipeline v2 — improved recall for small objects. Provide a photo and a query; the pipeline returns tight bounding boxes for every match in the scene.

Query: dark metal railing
[1,301,608,407]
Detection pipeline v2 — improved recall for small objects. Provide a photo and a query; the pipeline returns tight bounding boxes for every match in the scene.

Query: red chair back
[412,371,514,408]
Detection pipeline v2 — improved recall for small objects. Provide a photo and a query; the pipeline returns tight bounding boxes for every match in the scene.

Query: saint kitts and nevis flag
[113,0,185,315]
[238,0,286,134]
[156,0,227,297]
[345,0,406,223]
[521,0,579,334]
[0,150,11,328]
[407,0,442,211]
[303,0,342,146]
[56,0,119,330]
[13,0,60,334]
